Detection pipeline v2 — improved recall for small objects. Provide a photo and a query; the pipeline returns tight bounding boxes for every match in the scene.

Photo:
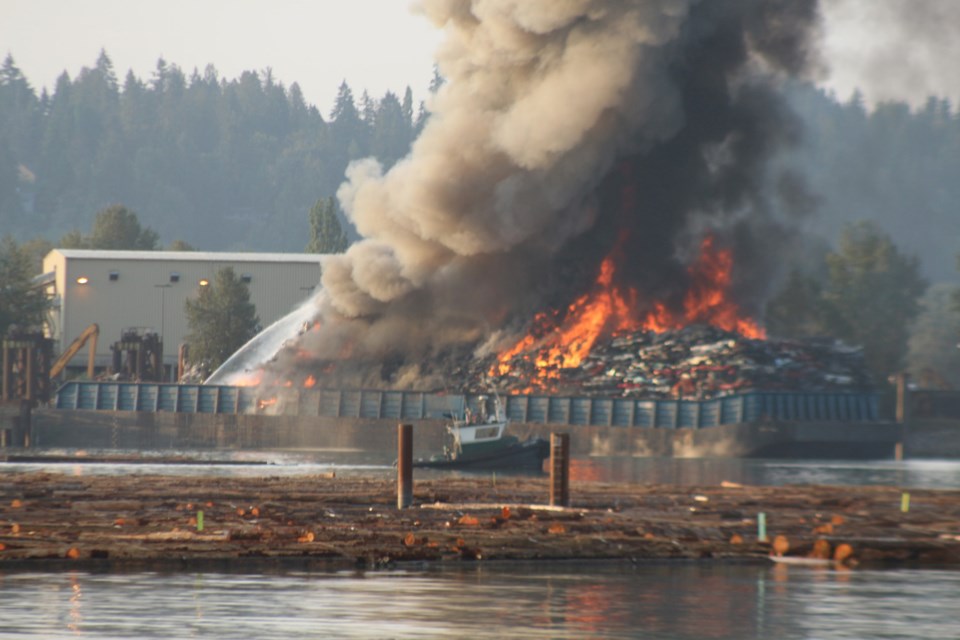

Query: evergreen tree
[401,86,414,125]
[0,236,49,336]
[414,101,429,134]
[184,267,260,376]
[60,205,159,250]
[329,80,366,163]
[360,90,377,124]
[0,54,40,166]
[908,284,960,389]
[822,221,928,380]
[330,80,359,123]
[306,196,348,253]
[428,65,444,93]
[764,269,829,338]
[168,239,196,251]
[372,90,411,167]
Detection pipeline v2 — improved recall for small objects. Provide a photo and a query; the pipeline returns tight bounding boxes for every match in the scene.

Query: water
[5,450,960,489]
[3,454,960,638]
[1,562,958,639]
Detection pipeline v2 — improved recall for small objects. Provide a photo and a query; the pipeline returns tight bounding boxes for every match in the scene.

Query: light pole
[155,284,172,381]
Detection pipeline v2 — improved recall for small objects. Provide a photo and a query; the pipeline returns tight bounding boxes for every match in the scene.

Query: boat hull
[413,437,550,472]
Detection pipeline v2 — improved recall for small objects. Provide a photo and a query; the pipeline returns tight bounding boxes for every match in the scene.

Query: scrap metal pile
[457,324,874,399]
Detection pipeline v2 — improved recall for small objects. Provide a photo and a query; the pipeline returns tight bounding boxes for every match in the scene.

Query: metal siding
[569,398,591,425]
[701,400,720,427]
[547,397,571,423]
[51,382,887,425]
[47,250,321,370]
[720,397,740,424]
[197,387,218,413]
[527,397,549,423]
[400,392,425,419]
[655,402,678,428]
[360,390,382,418]
[678,401,699,428]
[234,388,253,413]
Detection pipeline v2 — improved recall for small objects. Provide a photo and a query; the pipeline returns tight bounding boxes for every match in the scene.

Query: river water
[3,453,960,639]
[4,449,960,489]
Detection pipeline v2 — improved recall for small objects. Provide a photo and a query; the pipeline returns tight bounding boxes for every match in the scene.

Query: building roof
[47,249,326,264]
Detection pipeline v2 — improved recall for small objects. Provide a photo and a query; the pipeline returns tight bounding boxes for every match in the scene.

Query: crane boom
[49,323,99,380]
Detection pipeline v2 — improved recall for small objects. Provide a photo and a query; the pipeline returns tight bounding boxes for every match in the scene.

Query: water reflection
[574,457,960,490]
[2,563,958,639]
[4,449,960,489]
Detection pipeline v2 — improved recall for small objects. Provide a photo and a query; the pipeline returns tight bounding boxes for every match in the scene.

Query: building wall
[41,250,324,373]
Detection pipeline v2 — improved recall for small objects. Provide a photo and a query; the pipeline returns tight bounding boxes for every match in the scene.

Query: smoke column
[208,0,822,388]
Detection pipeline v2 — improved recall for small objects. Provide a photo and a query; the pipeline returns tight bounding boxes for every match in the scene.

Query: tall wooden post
[397,423,413,509]
[550,432,570,507]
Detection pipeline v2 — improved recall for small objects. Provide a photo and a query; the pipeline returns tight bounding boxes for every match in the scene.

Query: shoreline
[2,472,959,568]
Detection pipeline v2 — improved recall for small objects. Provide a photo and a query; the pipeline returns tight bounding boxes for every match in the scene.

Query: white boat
[413,394,549,472]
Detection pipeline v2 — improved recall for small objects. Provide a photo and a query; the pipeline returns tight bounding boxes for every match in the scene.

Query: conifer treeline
[784,85,960,282]
[0,51,426,250]
[0,52,958,281]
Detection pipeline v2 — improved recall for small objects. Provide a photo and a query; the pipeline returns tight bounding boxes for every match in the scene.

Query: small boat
[413,394,549,472]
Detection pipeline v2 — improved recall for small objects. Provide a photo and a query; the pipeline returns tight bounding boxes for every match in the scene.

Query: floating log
[1,472,959,566]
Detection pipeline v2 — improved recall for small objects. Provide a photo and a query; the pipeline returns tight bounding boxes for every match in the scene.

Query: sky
[2,0,958,114]
[2,0,443,116]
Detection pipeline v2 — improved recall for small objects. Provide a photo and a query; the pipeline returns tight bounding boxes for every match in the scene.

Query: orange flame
[303,374,317,388]
[258,397,277,410]
[491,255,638,386]
[648,236,766,339]
[492,235,764,388]
[233,369,264,387]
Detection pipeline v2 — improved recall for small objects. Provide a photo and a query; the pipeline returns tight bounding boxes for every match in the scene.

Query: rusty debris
[454,324,874,399]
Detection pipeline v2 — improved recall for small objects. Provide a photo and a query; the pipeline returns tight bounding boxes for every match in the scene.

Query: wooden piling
[550,432,570,507]
[397,423,413,509]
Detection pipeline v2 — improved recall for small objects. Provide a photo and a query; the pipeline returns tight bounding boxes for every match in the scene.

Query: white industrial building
[40,249,324,378]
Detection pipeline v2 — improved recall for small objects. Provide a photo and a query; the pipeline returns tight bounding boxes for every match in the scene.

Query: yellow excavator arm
[49,323,99,380]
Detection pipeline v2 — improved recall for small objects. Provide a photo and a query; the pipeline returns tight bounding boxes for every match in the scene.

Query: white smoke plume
[209,0,822,388]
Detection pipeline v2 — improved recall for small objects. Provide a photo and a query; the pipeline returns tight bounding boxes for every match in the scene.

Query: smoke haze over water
[210,0,823,388]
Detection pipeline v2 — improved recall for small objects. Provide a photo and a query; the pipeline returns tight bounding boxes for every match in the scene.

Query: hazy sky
[2,0,957,113]
[2,0,442,115]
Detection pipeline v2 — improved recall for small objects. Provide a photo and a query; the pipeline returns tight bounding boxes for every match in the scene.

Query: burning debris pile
[453,325,873,399]
[209,1,829,394]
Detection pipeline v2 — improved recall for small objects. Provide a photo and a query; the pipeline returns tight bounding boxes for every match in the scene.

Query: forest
[1,51,957,278]
[0,50,959,386]
[0,51,428,251]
